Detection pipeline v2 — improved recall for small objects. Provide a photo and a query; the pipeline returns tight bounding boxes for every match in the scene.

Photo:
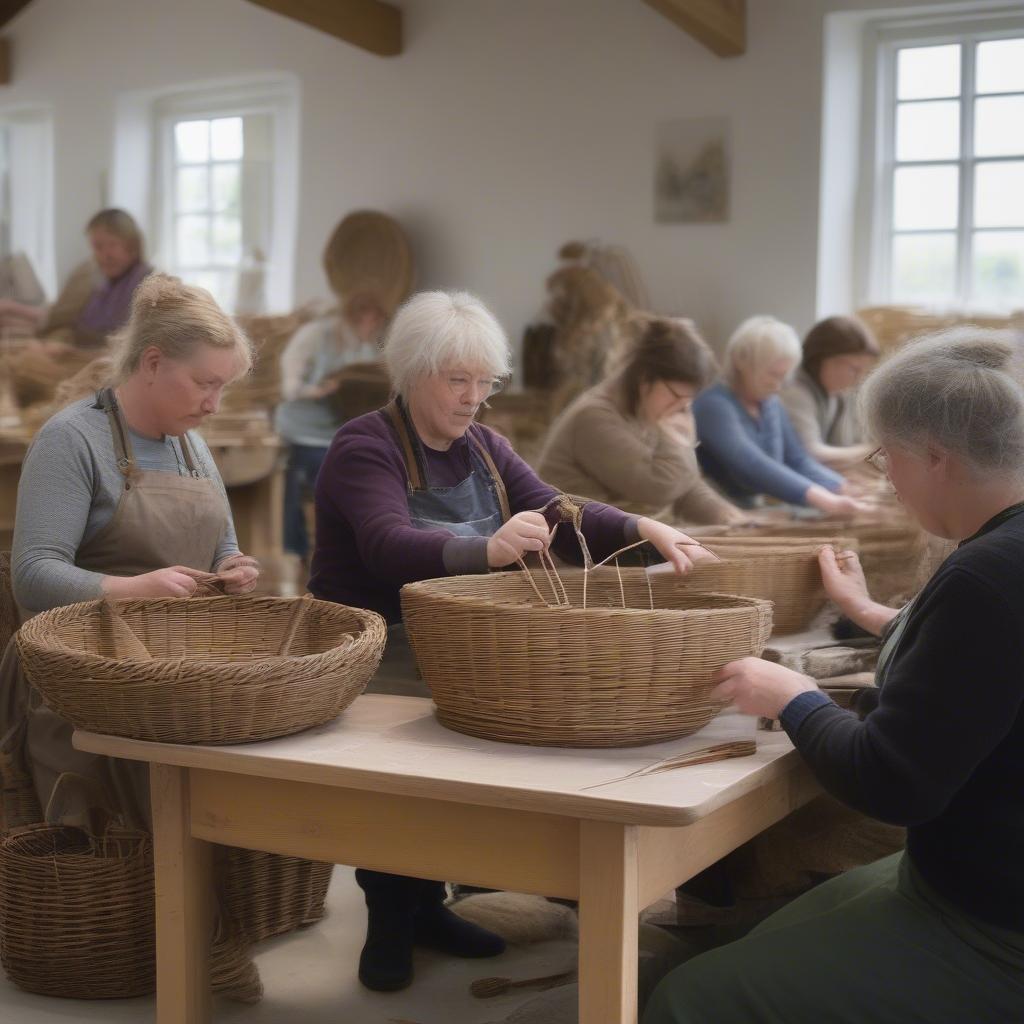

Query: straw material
[677,543,836,635]
[221,848,333,945]
[856,305,1024,355]
[326,360,391,423]
[0,824,155,998]
[322,210,414,314]
[17,595,386,744]
[402,570,772,747]
[225,309,315,412]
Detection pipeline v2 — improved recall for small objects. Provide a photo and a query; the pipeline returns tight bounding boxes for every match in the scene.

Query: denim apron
[368,400,510,697]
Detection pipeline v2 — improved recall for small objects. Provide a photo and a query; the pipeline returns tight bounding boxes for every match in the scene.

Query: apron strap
[176,432,203,479]
[96,388,136,480]
[384,399,426,491]
[469,431,511,525]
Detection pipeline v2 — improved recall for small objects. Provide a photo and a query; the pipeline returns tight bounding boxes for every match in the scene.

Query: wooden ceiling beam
[243,0,402,57]
[642,0,746,58]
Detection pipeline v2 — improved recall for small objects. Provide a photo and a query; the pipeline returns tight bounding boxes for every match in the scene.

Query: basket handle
[99,600,153,660]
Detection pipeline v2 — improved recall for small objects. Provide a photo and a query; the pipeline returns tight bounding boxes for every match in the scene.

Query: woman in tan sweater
[537,314,745,525]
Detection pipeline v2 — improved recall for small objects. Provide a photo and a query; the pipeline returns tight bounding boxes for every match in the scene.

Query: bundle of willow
[17,595,385,744]
[404,497,771,747]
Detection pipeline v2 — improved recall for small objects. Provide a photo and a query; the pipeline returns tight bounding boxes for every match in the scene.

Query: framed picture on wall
[655,117,730,224]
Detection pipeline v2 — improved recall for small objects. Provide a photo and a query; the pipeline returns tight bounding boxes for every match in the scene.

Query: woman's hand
[636,517,716,573]
[487,511,551,568]
[215,554,261,595]
[806,485,869,519]
[818,546,898,637]
[102,566,204,600]
[710,657,818,719]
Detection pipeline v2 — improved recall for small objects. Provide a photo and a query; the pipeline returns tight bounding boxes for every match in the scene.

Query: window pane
[897,45,960,100]
[211,117,243,161]
[975,96,1024,158]
[174,120,209,164]
[175,166,208,214]
[896,100,959,161]
[211,164,240,215]
[891,233,957,304]
[976,38,1024,94]
[972,231,1024,309]
[893,165,959,230]
[176,214,209,266]
[974,161,1024,228]
[185,269,237,313]
[211,216,241,264]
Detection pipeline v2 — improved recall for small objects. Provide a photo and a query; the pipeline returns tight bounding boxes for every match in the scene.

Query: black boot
[355,870,417,992]
[413,879,506,959]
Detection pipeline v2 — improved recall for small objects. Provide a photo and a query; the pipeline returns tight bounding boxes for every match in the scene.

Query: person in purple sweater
[310,289,710,992]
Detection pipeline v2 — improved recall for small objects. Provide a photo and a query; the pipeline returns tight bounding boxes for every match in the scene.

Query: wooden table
[74,696,820,1024]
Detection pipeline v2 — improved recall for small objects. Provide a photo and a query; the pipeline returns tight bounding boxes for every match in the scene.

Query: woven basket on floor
[677,543,837,635]
[402,570,772,747]
[16,595,386,744]
[0,824,155,998]
[221,847,333,945]
[0,823,265,1002]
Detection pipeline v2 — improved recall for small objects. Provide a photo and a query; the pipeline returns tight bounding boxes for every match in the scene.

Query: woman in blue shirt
[693,315,865,516]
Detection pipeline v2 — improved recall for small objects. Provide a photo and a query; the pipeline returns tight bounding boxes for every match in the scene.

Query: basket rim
[402,575,773,617]
[16,595,386,668]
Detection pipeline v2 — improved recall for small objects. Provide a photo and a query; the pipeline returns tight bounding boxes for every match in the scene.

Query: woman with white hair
[693,315,864,515]
[310,290,711,992]
[645,328,1024,1024]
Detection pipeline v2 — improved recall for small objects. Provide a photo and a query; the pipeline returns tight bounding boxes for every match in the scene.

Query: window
[152,79,298,314]
[0,108,55,299]
[873,21,1024,310]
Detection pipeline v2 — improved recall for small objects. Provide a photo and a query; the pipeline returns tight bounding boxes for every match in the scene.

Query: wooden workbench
[74,696,820,1024]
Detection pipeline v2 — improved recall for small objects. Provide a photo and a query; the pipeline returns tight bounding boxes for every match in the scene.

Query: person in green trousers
[645,327,1024,1024]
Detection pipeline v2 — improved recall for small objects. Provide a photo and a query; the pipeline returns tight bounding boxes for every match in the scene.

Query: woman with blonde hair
[646,327,1024,1024]
[0,208,152,350]
[538,313,745,524]
[693,315,866,516]
[0,273,259,827]
[311,289,712,992]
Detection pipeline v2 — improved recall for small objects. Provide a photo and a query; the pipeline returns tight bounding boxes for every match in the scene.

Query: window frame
[867,12,1024,310]
[151,78,298,313]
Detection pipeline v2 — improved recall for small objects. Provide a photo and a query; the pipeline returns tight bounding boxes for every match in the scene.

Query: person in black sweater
[645,327,1024,1024]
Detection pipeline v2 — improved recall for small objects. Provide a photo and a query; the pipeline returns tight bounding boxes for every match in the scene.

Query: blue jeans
[283,443,328,559]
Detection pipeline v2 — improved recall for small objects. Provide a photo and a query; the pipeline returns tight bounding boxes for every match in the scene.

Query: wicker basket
[221,847,333,945]
[402,570,772,747]
[0,824,156,998]
[679,543,835,635]
[16,595,386,744]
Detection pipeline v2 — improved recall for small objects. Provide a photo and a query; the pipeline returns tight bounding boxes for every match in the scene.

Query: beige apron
[1,387,228,827]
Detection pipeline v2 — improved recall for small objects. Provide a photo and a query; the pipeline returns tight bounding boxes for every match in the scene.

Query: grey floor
[0,866,583,1024]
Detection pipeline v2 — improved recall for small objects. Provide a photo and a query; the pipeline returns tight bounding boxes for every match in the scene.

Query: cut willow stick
[470,968,576,999]
[581,740,757,791]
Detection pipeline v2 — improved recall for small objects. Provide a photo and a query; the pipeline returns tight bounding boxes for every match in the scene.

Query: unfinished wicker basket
[679,543,834,635]
[402,570,772,747]
[0,824,155,998]
[221,848,333,945]
[16,595,386,744]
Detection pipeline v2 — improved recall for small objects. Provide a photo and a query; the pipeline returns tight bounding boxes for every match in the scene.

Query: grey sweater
[12,396,238,613]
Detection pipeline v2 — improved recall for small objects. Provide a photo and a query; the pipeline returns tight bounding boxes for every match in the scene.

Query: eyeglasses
[865,446,889,475]
[446,374,505,400]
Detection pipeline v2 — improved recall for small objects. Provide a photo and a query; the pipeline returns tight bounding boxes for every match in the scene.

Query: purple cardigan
[310,409,639,622]
[76,260,152,338]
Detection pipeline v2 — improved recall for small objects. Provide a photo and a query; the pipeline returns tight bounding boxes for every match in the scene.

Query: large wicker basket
[402,570,772,747]
[678,542,838,635]
[16,595,386,744]
[0,824,156,998]
[221,847,333,945]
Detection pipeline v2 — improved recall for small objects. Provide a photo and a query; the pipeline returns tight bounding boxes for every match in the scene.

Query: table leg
[578,820,640,1024]
[151,763,213,1024]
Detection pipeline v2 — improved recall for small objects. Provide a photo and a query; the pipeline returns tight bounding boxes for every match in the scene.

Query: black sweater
[780,505,1024,929]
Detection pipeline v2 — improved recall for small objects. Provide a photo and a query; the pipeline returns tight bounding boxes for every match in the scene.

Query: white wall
[0,0,977,351]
